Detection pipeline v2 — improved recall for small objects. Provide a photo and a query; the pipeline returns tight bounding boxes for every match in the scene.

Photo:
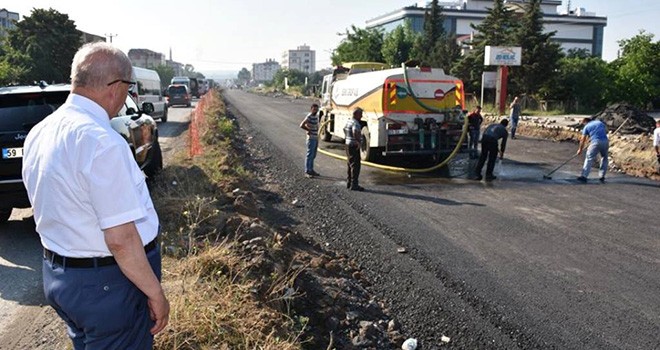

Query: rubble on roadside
[593,103,657,134]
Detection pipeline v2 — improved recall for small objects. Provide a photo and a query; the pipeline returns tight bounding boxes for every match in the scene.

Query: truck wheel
[320,115,332,142]
[360,126,375,162]
[0,208,11,223]
[144,140,163,178]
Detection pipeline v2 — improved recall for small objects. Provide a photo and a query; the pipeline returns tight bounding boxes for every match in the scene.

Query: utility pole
[105,33,118,44]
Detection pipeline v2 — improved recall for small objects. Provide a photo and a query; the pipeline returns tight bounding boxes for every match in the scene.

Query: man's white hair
[70,42,132,89]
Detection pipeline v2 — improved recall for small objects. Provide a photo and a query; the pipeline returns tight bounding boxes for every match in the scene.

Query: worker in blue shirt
[576,117,609,183]
[475,119,509,181]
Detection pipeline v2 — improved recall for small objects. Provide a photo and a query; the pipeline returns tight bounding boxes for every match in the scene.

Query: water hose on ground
[316,64,469,174]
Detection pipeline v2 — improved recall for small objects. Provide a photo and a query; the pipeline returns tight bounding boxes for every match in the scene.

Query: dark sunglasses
[107,79,136,87]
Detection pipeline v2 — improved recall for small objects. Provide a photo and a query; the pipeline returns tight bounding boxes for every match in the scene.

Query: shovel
[543,154,579,180]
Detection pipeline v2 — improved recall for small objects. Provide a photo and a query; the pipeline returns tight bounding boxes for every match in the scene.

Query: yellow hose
[316,64,469,173]
[317,116,469,173]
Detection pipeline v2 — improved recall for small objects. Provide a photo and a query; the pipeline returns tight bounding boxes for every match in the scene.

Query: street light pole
[105,33,117,44]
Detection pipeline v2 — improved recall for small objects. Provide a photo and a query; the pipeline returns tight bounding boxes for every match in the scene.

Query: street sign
[484,46,522,66]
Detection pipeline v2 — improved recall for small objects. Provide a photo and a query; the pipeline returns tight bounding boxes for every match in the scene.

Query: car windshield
[168,86,186,94]
[0,91,69,130]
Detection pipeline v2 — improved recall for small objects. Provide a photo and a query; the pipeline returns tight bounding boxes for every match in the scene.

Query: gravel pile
[593,103,657,134]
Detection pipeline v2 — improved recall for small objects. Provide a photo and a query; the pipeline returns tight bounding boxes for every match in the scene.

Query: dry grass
[152,90,304,349]
[156,246,302,350]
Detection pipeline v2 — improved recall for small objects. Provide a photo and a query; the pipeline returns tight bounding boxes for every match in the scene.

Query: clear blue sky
[6,0,660,77]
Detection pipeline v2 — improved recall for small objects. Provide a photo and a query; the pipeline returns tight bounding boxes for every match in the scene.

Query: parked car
[0,83,162,222]
[132,66,168,122]
[166,84,192,107]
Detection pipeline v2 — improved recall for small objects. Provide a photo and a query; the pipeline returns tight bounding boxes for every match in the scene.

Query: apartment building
[366,0,607,57]
[0,8,19,37]
[281,45,316,74]
[252,59,281,83]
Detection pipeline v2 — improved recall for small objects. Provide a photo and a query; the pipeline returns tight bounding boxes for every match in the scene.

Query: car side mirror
[141,102,155,114]
[125,107,137,115]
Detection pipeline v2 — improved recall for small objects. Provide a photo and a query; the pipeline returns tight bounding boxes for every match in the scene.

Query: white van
[132,67,168,122]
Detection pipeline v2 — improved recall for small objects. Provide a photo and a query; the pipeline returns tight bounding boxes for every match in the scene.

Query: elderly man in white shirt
[22,42,169,349]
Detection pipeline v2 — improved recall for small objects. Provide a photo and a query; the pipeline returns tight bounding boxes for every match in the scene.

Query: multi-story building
[281,45,316,74]
[252,59,281,83]
[366,0,607,57]
[128,48,166,69]
[0,8,19,38]
[166,60,184,76]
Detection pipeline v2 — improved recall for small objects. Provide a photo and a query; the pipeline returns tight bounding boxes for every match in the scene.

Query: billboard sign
[484,46,522,66]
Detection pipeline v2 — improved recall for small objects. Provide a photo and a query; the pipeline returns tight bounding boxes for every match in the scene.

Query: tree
[414,0,444,61]
[427,34,461,74]
[308,69,332,86]
[609,31,660,108]
[237,67,251,85]
[546,56,612,112]
[381,21,418,67]
[153,64,175,90]
[0,59,26,85]
[183,64,197,78]
[270,69,308,89]
[331,25,384,65]
[509,0,563,96]
[452,0,518,93]
[5,8,80,84]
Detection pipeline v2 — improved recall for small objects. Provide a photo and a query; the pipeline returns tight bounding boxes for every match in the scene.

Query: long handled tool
[543,153,579,179]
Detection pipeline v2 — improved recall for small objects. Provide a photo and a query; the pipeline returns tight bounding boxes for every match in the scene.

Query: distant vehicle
[189,77,200,98]
[132,66,168,122]
[171,76,191,89]
[0,84,162,222]
[171,76,200,98]
[206,79,215,90]
[166,84,192,107]
[198,78,207,96]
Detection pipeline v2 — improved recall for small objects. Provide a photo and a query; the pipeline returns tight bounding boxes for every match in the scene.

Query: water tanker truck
[318,62,466,162]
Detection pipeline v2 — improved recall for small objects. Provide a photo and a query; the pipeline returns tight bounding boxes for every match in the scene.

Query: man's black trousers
[346,145,361,188]
[476,136,498,177]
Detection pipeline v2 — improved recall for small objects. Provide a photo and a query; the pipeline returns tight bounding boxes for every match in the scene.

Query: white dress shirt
[22,94,158,257]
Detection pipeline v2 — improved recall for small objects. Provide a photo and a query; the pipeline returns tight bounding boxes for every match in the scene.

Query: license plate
[2,147,23,159]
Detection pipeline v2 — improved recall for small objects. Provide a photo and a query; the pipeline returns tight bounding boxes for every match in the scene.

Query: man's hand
[498,151,504,159]
[576,148,583,156]
[148,290,170,335]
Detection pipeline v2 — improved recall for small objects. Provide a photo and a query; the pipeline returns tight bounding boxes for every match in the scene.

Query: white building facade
[366,0,607,57]
[281,45,316,74]
[252,59,281,83]
[128,48,166,69]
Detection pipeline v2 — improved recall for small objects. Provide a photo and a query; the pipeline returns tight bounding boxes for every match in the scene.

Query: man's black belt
[44,237,158,268]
